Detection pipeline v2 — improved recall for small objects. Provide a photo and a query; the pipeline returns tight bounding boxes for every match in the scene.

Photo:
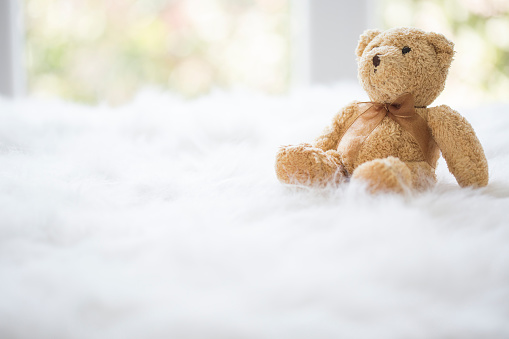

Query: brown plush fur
[275,27,489,193]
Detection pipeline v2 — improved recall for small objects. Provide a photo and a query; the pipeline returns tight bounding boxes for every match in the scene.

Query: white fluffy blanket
[1,85,508,338]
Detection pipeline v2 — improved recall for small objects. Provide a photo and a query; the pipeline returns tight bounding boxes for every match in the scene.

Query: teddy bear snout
[373,54,381,67]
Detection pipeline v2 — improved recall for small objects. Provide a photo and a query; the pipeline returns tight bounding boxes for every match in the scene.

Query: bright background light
[382,0,509,104]
[25,0,290,104]
[24,0,509,105]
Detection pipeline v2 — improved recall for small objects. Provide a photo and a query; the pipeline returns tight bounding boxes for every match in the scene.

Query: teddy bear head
[356,27,454,107]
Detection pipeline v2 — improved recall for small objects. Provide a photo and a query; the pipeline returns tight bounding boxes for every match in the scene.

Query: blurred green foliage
[26,0,509,104]
[26,0,290,104]
[383,0,509,102]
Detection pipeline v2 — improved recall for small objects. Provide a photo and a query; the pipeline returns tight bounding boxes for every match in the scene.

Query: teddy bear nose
[373,54,381,67]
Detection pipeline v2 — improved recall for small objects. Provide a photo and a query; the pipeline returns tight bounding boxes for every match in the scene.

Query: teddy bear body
[275,27,488,193]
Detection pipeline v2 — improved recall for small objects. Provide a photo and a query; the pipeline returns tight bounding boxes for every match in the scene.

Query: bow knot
[337,93,437,170]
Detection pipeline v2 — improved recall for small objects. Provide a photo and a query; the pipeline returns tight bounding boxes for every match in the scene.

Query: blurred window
[25,0,509,105]
[25,0,290,104]
[382,0,509,103]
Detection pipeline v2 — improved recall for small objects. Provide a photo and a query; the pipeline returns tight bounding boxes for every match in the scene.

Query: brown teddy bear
[275,27,489,193]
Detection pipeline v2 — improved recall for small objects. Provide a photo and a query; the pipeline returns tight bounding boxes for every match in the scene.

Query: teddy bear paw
[275,144,346,187]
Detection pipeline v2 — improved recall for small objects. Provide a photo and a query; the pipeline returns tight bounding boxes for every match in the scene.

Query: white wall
[293,0,379,86]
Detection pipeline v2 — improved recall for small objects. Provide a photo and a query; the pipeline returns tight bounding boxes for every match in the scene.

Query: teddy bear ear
[427,32,455,72]
[356,29,382,58]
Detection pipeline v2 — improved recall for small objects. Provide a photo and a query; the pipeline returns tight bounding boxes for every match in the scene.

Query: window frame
[0,0,25,98]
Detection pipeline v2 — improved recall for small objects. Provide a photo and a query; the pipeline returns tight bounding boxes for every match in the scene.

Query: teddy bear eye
[402,46,411,54]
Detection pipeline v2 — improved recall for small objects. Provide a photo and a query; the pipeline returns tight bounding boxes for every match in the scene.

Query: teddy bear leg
[351,156,413,194]
[275,144,347,187]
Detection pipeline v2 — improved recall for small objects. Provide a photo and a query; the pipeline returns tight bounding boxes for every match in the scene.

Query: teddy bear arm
[314,102,358,151]
[427,105,489,188]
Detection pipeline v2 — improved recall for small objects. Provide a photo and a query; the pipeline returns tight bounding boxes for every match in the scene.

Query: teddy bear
[275,27,488,193]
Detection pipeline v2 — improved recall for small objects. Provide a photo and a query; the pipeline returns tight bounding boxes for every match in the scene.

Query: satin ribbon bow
[337,93,436,168]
